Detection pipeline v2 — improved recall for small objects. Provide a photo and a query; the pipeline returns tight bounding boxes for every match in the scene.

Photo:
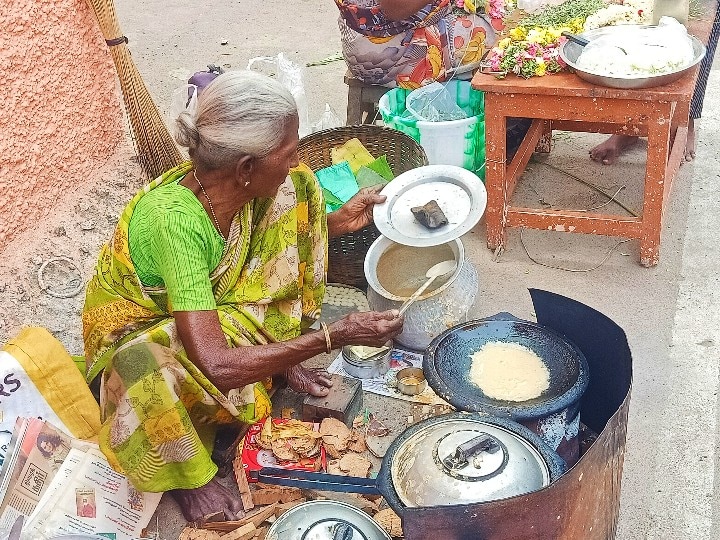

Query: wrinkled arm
[379,0,431,21]
[327,186,386,238]
[175,309,403,393]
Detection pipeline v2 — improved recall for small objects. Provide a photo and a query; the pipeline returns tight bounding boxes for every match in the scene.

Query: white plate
[373,165,487,247]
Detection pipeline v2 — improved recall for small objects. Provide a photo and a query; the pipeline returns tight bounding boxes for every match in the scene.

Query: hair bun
[174,111,200,149]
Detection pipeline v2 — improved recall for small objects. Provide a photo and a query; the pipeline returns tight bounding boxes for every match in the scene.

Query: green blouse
[128,177,225,312]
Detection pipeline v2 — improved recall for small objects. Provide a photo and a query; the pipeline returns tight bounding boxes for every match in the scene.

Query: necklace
[194,170,225,240]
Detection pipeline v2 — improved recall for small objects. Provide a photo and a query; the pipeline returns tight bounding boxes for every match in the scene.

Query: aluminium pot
[424,314,590,466]
[364,236,478,351]
[255,412,566,516]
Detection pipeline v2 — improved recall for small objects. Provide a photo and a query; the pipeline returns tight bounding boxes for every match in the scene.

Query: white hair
[174,70,297,169]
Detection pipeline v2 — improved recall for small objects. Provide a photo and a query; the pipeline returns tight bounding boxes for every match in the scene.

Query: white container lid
[373,165,487,247]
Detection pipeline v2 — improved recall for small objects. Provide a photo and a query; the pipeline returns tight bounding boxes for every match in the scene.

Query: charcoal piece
[411,200,448,229]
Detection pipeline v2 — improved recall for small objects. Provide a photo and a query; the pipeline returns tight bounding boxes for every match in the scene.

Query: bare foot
[684,118,697,162]
[286,364,333,396]
[170,477,244,522]
[589,134,639,165]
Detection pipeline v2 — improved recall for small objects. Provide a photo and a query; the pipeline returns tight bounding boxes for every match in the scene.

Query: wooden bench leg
[484,105,508,251]
[640,106,672,267]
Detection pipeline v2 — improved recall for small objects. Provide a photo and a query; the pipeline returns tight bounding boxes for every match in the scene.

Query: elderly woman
[82,70,403,521]
[334,0,498,88]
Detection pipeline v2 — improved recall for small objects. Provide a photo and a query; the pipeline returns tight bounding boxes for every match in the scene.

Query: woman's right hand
[330,310,404,348]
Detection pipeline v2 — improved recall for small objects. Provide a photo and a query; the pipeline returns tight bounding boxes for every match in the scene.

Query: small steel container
[396,367,427,395]
[342,344,391,379]
[266,500,391,540]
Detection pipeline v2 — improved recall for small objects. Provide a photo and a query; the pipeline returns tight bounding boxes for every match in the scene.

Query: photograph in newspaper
[0,418,73,531]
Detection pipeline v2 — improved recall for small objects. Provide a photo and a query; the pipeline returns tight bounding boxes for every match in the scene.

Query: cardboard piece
[240,419,325,483]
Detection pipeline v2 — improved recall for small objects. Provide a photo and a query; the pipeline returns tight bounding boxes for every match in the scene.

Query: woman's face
[248,114,300,198]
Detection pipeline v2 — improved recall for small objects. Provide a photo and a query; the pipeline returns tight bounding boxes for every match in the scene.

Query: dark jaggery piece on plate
[411,200,448,229]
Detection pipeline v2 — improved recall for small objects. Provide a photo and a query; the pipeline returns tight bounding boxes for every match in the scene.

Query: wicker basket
[298,125,428,290]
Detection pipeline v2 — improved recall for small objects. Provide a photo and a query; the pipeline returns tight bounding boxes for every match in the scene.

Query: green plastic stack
[379,80,486,180]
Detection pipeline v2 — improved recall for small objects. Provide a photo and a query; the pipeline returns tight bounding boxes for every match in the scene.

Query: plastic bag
[406,82,467,122]
[310,104,343,133]
[247,52,310,136]
[0,328,101,440]
[168,65,224,140]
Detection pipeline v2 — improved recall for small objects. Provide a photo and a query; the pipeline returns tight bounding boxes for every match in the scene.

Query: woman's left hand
[327,185,386,238]
[286,365,333,397]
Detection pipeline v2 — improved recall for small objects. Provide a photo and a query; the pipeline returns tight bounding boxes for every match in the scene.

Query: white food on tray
[576,17,695,78]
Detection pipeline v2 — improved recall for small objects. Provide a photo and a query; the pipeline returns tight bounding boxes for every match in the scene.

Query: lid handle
[332,522,354,540]
[442,433,500,471]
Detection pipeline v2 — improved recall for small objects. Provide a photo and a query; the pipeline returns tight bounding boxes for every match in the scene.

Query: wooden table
[471,11,716,267]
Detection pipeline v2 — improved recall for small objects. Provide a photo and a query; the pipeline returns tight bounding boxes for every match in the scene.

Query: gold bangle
[320,322,332,354]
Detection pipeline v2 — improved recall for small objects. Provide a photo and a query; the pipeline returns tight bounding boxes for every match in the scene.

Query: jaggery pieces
[411,200,448,229]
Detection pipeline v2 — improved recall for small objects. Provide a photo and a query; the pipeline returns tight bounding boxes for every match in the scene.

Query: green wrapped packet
[366,155,394,181]
[356,166,389,189]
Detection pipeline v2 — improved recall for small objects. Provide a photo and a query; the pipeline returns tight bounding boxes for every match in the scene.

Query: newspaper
[327,348,447,405]
[0,417,102,535]
[0,418,161,540]
[23,447,162,539]
[0,430,12,469]
[0,417,44,531]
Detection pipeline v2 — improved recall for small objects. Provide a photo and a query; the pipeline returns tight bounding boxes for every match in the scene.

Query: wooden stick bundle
[84,0,184,178]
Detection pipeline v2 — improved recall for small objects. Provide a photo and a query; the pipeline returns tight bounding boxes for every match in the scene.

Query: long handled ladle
[561,31,628,55]
[561,31,590,48]
[397,259,457,316]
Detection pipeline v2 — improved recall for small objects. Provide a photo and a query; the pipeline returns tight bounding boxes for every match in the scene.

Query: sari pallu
[335,0,495,88]
[81,161,327,492]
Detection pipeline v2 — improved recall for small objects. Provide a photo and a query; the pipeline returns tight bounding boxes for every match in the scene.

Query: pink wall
[0,0,124,250]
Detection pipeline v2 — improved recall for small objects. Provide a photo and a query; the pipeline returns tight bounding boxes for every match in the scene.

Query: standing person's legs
[686,4,720,160]
[589,134,640,165]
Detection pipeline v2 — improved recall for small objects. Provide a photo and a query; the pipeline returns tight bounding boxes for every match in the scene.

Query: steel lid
[266,500,391,540]
[389,415,552,507]
[372,165,487,247]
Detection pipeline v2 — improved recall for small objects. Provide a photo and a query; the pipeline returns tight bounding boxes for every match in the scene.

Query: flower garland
[486,17,587,78]
[487,0,516,19]
[489,37,566,77]
[484,0,616,78]
[455,0,516,17]
[583,0,653,30]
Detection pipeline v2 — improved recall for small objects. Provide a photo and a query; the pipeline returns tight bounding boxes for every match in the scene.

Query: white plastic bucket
[379,81,485,177]
[416,116,479,169]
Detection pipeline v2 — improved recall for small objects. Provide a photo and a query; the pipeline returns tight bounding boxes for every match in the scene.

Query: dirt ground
[2,1,720,539]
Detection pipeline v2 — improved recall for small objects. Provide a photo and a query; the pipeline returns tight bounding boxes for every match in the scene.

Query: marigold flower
[509,27,527,41]
[498,37,512,50]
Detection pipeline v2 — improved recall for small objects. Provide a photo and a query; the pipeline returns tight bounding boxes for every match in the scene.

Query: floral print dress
[335,0,498,88]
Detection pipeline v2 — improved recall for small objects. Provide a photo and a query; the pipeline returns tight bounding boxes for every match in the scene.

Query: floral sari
[81,161,327,491]
[335,0,497,88]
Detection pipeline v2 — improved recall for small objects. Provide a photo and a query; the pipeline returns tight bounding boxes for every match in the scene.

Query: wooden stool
[344,70,389,125]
